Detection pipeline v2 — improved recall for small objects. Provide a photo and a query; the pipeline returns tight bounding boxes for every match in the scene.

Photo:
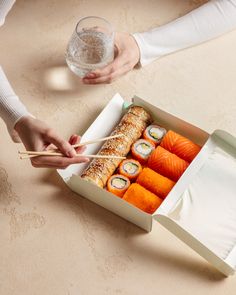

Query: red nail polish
[87,73,96,78]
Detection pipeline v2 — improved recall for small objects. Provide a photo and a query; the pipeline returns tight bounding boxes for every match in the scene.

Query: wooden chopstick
[71,134,123,149]
[19,153,126,160]
[18,134,123,159]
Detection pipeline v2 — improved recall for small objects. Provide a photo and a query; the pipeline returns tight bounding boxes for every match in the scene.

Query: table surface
[1,1,236,294]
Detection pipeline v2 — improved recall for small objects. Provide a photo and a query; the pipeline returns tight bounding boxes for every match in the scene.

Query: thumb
[45,129,76,157]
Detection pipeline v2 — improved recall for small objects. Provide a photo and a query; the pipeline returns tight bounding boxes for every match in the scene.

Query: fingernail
[85,158,90,162]
[72,135,79,145]
[83,79,89,84]
[72,138,77,145]
[85,73,96,78]
[69,134,76,145]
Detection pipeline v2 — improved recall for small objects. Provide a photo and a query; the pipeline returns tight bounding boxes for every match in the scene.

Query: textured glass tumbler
[65,16,114,78]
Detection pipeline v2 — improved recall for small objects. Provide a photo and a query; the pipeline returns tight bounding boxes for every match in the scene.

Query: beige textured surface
[1,0,236,294]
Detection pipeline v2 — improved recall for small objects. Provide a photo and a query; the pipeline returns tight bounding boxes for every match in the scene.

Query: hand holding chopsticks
[18,134,126,160]
[15,117,124,169]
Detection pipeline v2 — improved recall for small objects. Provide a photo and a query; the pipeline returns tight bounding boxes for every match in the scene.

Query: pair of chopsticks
[18,134,126,160]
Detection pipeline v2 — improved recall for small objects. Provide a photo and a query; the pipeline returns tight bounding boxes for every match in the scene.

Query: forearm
[0,66,32,142]
[133,0,236,66]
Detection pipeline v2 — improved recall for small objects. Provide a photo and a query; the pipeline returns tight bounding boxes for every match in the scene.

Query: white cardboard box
[58,93,236,276]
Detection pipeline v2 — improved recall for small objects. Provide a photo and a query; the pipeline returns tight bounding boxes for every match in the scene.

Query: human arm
[0,1,89,168]
[15,117,89,169]
[83,0,236,84]
[0,0,32,141]
[0,67,89,168]
[0,66,32,142]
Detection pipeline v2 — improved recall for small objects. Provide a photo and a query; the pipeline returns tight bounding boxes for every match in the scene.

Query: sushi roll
[160,130,201,163]
[107,174,130,198]
[81,157,119,188]
[81,105,152,188]
[112,106,152,143]
[101,135,131,158]
[112,120,143,143]
[131,139,155,164]
[143,124,166,146]
[123,183,162,214]
[81,171,104,188]
[127,105,152,124]
[113,113,147,143]
[136,168,175,199]
[147,146,189,182]
[118,159,142,180]
[98,148,123,169]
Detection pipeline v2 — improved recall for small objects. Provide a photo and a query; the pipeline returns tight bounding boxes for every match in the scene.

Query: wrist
[14,115,35,132]
[129,34,141,67]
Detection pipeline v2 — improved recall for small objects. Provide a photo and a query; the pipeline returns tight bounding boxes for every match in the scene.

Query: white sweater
[0,67,32,142]
[133,0,236,66]
[0,0,32,142]
[1,0,236,141]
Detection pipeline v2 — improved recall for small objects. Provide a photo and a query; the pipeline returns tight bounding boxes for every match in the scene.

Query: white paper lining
[167,146,236,261]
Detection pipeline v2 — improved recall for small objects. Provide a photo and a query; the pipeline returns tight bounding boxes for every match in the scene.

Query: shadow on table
[40,170,227,283]
[44,66,83,92]
[28,54,100,98]
[129,237,226,282]
[39,60,90,96]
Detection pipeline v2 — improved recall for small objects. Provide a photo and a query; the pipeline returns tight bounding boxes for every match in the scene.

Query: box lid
[153,130,236,276]
[132,96,236,276]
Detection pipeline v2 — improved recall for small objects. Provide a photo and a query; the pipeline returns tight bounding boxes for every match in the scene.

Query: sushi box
[57,93,236,276]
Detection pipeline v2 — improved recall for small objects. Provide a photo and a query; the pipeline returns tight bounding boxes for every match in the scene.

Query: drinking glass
[65,16,114,78]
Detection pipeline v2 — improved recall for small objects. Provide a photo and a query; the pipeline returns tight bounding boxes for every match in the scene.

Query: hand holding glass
[66,16,114,78]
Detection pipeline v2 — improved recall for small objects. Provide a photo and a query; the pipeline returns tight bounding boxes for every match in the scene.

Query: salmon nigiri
[160,130,201,163]
[147,146,189,182]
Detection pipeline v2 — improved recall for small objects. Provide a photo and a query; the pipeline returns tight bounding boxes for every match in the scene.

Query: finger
[83,52,126,80]
[83,45,119,79]
[45,134,81,152]
[69,134,80,145]
[46,143,57,151]
[70,134,81,146]
[44,129,76,157]
[31,163,63,169]
[68,134,87,153]
[83,63,131,85]
[31,162,69,169]
[31,161,71,169]
[76,145,86,154]
[31,155,90,169]
[73,135,87,154]
[69,134,76,145]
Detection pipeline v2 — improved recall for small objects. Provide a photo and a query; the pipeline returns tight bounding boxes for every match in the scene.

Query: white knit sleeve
[0,0,15,26]
[133,0,236,66]
[0,1,33,142]
[0,67,33,142]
